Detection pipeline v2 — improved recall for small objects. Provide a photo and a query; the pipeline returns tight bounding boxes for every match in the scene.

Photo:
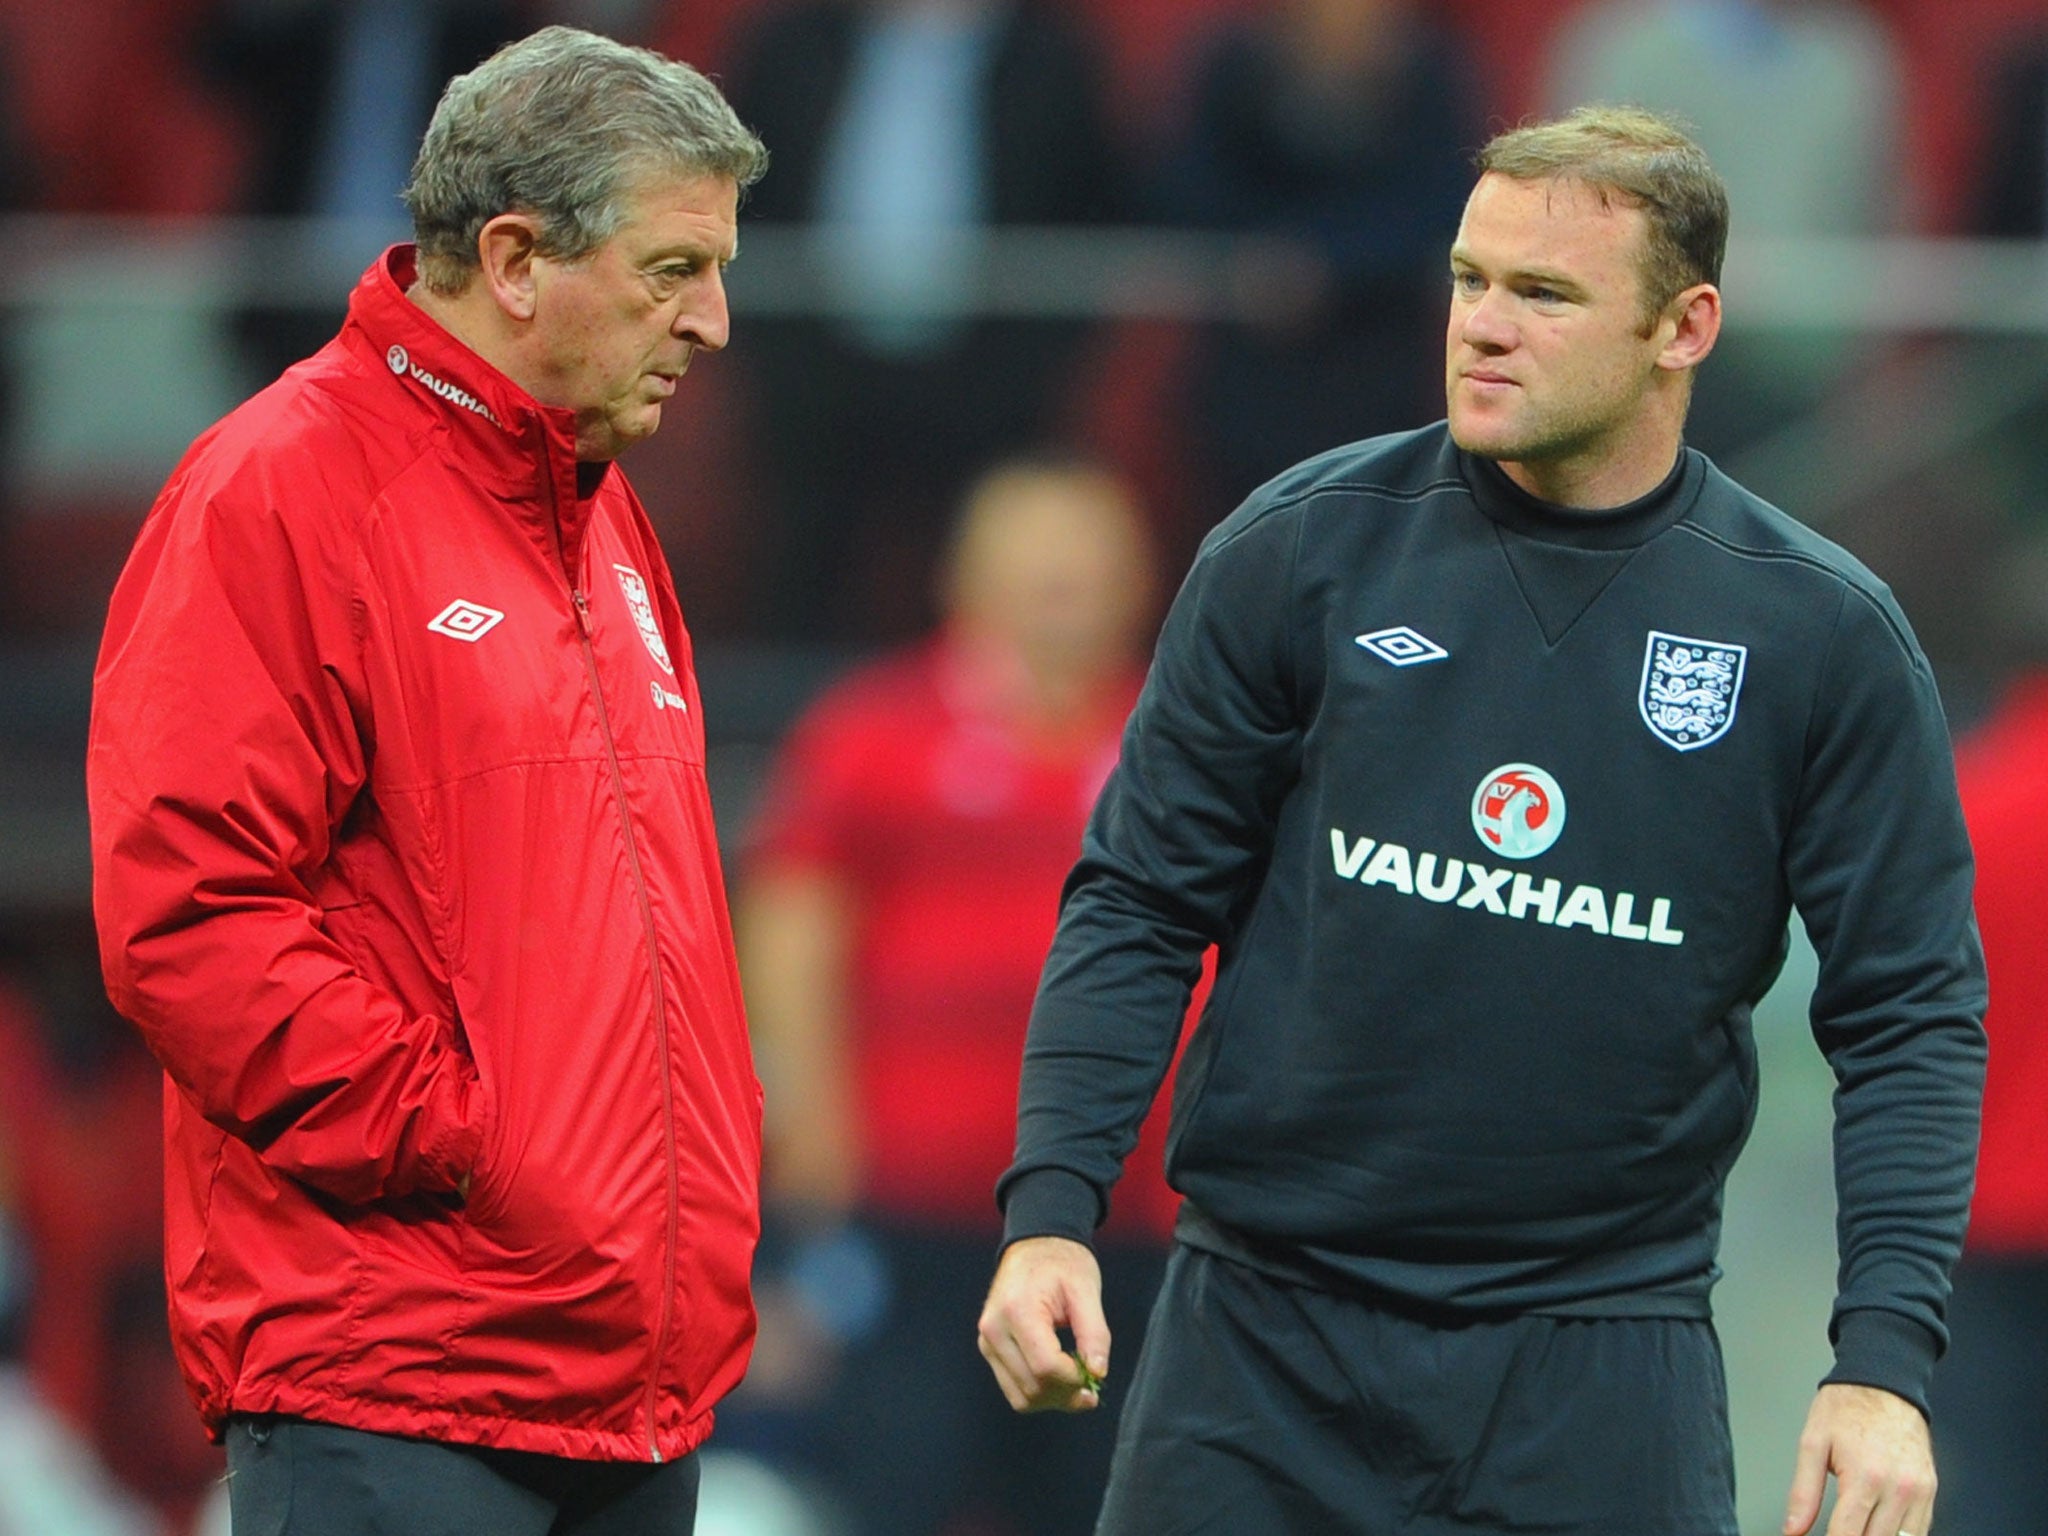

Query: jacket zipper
[571,583,681,1463]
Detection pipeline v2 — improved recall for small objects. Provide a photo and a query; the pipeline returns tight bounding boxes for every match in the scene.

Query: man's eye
[1525,286,1564,305]
[1452,271,1484,296]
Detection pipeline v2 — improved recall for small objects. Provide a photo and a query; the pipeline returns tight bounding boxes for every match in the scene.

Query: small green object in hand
[1071,1351,1104,1394]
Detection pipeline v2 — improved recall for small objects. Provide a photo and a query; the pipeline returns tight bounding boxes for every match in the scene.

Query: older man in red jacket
[86,27,767,1535]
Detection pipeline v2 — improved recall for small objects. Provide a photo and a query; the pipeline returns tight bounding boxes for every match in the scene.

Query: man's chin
[1447,414,1519,462]
[577,409,663,462]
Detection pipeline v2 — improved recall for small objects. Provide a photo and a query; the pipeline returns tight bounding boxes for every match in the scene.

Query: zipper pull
[572,589,593,636]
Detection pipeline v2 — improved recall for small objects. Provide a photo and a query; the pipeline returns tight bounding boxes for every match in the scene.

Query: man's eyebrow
[1510,267,1586,294]
[644,236,739,267]
[1449,250,1588,296]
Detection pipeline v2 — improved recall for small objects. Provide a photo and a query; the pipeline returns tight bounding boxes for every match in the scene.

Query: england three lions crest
[614,564,675,676]
[1639,631,1747,752]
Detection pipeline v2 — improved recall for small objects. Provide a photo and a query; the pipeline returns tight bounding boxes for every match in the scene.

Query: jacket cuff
[417,1105,485,1197]
[1000,1168,1102,1251]
[1823,1308,1941,1419]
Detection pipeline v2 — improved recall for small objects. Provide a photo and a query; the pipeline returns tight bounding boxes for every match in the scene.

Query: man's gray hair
[404,26,769,296]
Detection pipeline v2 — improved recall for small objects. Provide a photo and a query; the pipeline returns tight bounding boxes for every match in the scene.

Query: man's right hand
[977,1235,1110,1414]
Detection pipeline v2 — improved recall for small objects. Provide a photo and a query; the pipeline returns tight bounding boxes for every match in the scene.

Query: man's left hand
[1782,1383,1936,1536]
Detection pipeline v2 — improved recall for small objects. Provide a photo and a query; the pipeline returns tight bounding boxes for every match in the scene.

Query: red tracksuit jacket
[87,247,760,1461]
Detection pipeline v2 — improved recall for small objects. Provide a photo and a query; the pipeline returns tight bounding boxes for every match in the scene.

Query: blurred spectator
[0,47,32,632]
[1960,23,2048,564]
[0,0,240,214]
[722,0,1126,642]
[197,0,528,378]
[735,457,1180,1535]
[1969,30,2048,238]
[0,37,37,218]
[1931,537,2048,1536]
[1545,0,1906,456]
[0,937,219,1533]
[1154,0,1479,523]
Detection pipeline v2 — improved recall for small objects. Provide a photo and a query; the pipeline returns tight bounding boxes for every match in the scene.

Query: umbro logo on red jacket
[427,600,504,642]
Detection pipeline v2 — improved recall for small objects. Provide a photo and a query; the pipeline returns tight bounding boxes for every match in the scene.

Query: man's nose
[1458,287,1515,351]
[679,269,730,351]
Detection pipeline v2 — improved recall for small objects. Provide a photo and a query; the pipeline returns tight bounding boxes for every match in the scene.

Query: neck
[407,279,522,391]
[1496,389,1690,510]
[1496,442,1679,509]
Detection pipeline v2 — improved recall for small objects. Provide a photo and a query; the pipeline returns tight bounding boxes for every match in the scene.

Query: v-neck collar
[1459,447,1703,645]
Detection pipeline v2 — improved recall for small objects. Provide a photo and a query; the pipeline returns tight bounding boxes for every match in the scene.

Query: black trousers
[1098,1245,1738,1536]
[223,1416,700,1536]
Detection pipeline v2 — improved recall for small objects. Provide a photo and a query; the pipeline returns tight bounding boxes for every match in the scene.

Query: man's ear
[476,213,544,323]
[1657,283,1722,373]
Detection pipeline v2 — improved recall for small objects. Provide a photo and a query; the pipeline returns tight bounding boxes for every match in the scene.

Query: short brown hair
[405,27,769,296]
[1477,105,1728,318]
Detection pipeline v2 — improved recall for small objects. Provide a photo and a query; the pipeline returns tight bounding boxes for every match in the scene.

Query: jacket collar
[338,246,610,568]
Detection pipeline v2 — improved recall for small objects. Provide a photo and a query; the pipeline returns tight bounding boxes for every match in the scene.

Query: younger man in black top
[977,107,1985,1536]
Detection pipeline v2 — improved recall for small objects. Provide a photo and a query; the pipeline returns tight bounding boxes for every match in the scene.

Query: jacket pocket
[459,1041,512,1223]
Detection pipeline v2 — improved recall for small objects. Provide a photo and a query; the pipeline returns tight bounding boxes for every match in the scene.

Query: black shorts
[223,1415,701,1536]
[1097,1245,1738,1536]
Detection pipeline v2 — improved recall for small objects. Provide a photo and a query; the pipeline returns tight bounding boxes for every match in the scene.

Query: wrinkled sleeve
[1784,583,1987,1415]
[88,476,481,1205]
[999,503,1306,1245]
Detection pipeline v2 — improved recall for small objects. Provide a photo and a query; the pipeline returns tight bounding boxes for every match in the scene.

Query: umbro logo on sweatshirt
[1355,626,1448,666]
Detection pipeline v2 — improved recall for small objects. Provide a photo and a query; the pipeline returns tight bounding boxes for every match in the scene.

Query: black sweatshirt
[999,425,1986,1412]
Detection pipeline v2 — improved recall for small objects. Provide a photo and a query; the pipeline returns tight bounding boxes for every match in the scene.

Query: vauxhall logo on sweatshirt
[1328,762,1684,946]
[1471,763,1563,859]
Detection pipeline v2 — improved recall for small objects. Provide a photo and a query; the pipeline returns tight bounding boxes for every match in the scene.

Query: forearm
[998,492,1304,1243]
[1000,870,1209,1245]
[736,870,862,1214]
[98,825,481,1204]
[1787,585,1988,1409]
[1822,998,1985,1410]
[114,923,482,1203]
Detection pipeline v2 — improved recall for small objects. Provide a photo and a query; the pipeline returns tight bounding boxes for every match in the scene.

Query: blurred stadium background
[1,1,2044,1531]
